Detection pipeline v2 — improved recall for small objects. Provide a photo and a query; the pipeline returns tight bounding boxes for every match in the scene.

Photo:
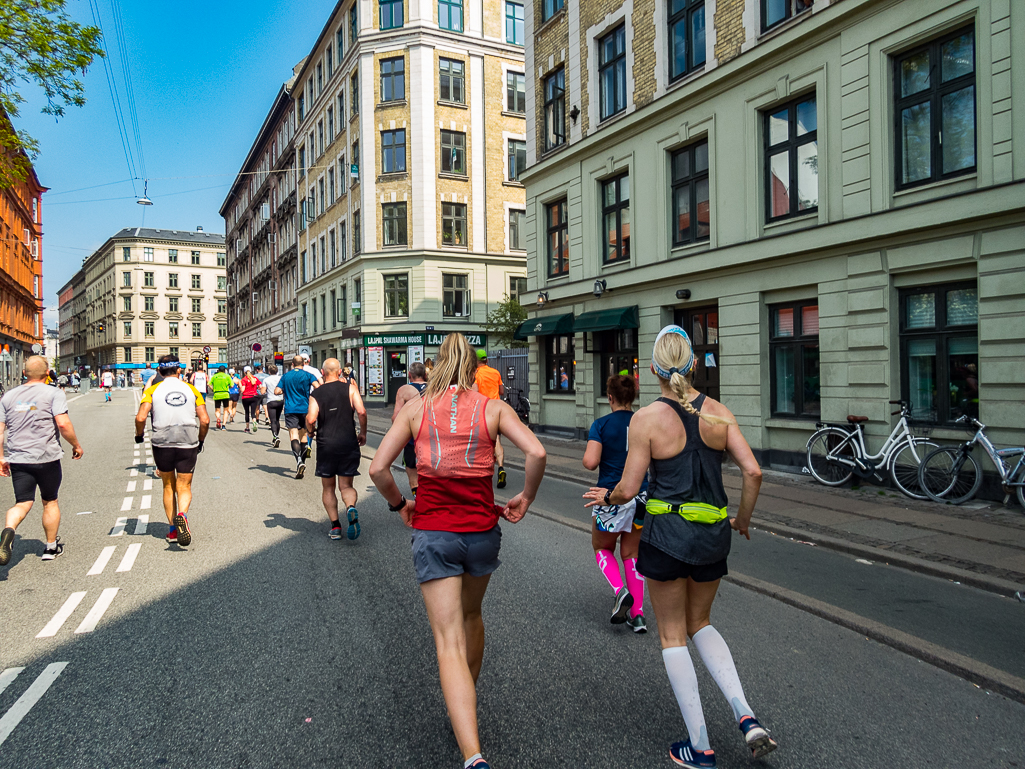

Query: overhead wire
[110,0,147,180]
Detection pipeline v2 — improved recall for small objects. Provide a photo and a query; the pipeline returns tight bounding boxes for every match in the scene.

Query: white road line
[143,478,153,491]
[0,662,69,747]
[133,515,149,534]
[36,593,86,638]
[76,511,93,516]
[86,546,116,576]
[116,544,141,573]
[140,495,151,510]
[126,481,137,493]
[0,668,25,696]
[133,450,139,457]
[75,588,119,634]
[130,468,138,478]
[120,497,132,512]
[110,517,128,537]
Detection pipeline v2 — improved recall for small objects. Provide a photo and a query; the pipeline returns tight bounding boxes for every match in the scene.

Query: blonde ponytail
[423,333,478,402]
[654,332,735,426]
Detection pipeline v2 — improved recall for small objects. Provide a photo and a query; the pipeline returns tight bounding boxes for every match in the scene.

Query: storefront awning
[514,312,575,340]
[573,305,639,333]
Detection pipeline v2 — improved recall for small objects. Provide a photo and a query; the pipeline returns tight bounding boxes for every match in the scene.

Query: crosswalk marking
[75,588,119,634]
[126,481,137,493]
[36,593,87,638]
[133,515,149,535]
[140,495,151,510]
[116,544,141,573]
[0,668,25,697]
[110,517,128,537]
[120,497,133,512]
[86,546,116,576]
[0,663,69,747]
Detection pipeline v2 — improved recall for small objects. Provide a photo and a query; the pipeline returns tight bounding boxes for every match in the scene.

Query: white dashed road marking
[116,544,141,573]
[126,481,136,493]
[0,663,69,747]
[143,478,153,491]
[87,546,117,576]
[110,517,128,537]
[37,592,87,638]
[140,495,151,510]
[75,588,119,634]
[133,515,149,534]
[130,468,138,478]
[120,497,133,512]
[0,668,24,697]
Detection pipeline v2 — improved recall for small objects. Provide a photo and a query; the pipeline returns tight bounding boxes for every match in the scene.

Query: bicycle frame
[818,412,917,468]
[958,423,1025,488]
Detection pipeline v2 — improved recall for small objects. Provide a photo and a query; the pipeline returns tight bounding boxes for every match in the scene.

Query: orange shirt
[474,365,502,400]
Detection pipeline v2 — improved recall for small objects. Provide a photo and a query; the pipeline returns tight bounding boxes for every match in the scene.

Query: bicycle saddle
[846,415,869,423]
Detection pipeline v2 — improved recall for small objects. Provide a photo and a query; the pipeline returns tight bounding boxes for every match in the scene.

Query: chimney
[196,225,204,232]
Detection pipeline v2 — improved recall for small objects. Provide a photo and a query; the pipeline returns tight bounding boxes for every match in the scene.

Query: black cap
[157,354,180,372]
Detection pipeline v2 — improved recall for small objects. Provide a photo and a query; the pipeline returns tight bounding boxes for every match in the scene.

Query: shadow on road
[245,464,295,479]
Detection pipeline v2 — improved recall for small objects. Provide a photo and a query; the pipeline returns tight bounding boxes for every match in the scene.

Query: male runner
[134,355,210,546]
[473,349,507,488]
[190,366,208,399]
[209,366,233,430]
[275,355,320,479]
[0,356,84,567]
[101,369,113,402]
[307,358,367,540]
[299,353,324,456]
[391,362,427,497]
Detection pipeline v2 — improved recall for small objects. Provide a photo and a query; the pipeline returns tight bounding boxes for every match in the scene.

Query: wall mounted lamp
[536,291,550,308]
[593,279,609,298]
[675,289,692,300]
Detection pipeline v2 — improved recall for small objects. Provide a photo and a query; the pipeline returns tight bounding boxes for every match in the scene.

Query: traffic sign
[252,343,262,352]
[31,343,42,354]
[203,345,212,353]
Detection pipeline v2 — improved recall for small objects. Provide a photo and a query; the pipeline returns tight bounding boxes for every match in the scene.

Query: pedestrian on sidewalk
[584,325,776,768]
[307,358,367,541]
[583,374,649,633]
[472,349,507,489]
[210,366,232,430]
[239,366,264,434]
[275,356,320,479]
[135,355,210,547]
[391,362,428,498]
[370,333,547,769]
[0,356,84,568]
[263,364,283,448]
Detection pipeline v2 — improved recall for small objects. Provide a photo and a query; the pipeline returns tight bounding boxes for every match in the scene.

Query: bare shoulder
[699,396,736,423]
[631,401,668,431]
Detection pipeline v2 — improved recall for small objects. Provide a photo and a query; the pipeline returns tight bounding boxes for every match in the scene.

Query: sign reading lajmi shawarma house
[362,333,487,347]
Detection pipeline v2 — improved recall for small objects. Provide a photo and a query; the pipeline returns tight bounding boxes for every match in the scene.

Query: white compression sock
[691,625,755,723]
[463,753,482,768]
[662,646,710,751]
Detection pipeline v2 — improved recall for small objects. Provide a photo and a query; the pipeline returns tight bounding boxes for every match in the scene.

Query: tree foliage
[483,295,528,349]
[0,0,104,187]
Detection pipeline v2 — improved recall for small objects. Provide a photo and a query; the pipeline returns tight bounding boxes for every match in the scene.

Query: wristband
[603,489,612,505]
[388,496,407,512]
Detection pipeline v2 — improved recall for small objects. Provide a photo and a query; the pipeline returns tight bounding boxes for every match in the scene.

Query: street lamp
[137,179,153,206]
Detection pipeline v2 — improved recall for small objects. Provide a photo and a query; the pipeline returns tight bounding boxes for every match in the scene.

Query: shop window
[764,94,818,221]
[384,274,409,317]
[591,328,639,394]
[546,335,575,393]
[546,199,568,277]
[443,273,470,317]
[671,140,710,246]
[900,282,978,424]
[769,302,819,417]
[669,0,705,81]
[601,173,630,264]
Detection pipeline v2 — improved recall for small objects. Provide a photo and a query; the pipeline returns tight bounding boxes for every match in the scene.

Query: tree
[0,0,104,187]
[483,295,528,349]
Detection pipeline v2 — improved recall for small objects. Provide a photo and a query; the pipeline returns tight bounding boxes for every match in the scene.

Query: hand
[730,518,750,540]
[501,493,533,523]
[0,461,9,477]
[134,434,144,444]
[582,487,610,509]
[399,499,415,528]
[198,441,204,454]
[357,432,367,447]
[72,444,84,460]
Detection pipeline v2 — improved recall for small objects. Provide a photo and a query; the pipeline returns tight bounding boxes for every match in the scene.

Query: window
[900,282,978,423]
[439,0,463,32]
[762,0,812,32]
[191,274,202,289]
[217,298,226,313]
[381,57,404,102]
[169,321,179,339]
[327,48,333,78]
[123,271,131,287]
[143,247,154,262]
[320,296,326,331]
[546,335,574,393]
[351,71,359,114]
[301,303,308,335]
[317,62,323,95]
[505,2,524,45]
[765,94,818,221]
[354,210,361,253]
[543,69,565,151]
[509,209,525,250]
[169,297,179,312]
[671,140,710,246]
[123,296,132,312]
[337,27,344,60]
[330,229,337,267]
[123,247,131,261]
[144,296,155,312]
[381,0,403,29]
[593,329,639,393]
[191,251,201,265]
[218,323,227,339]
[124,321,132,337]
[599,26,627,121]
[382,129,406,173]
[217,276,227,291]
[169,273,178,288]
[383,203,408,246]
[301,250,308,283]
[339,222,347,261]
[439,58,465,103]
[442,274,470,317]
[509,276,528,303]
[217,252,226,267]
[352,140,360,181]
[441,130,466,174]
[145,321,155,338]
[350,6,358,44]
[192,322,202,338]
[541,0,563,23]
[327,107,334,145]
[298,95,305,123]
[769,301,820,417]
[546,199,568,277]
[441,202,467,246]
[669,0,705,81]
[319,178,326,214]
[318,120,325,156]
[169,347,178,359]
[168,249,178,263]
[601,174,630,264]
[384,274,409,317]
[508,140,526,181]
[145,347,155,363]
[506,71,525,113]
[320,237,327,272]
[299,146,306,178]
[192,297,202,313]
[123,346,132,362]
[337,90,345,123]
[339,286,347,326]
[144,271,154,287]
[894,27,975,189]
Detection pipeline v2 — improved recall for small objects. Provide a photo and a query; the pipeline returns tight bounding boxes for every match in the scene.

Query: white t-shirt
[101,372,113,387]
[263,374,283,402]
[191,372,208,393]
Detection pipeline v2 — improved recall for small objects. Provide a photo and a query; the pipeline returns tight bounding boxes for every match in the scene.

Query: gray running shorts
[411,526,502,584]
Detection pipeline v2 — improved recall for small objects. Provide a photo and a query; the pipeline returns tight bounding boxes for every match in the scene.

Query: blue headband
[652,325,695,379]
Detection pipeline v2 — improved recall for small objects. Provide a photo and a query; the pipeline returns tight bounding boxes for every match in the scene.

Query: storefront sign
[426,333,486,347]
[362,332,488,348]
[408,346,424,365]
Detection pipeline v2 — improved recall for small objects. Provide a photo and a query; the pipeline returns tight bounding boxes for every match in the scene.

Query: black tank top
[311,380,359,453]
[640,394,732,565]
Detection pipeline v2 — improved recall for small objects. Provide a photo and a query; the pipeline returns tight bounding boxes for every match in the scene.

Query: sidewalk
[364,409,1025,595]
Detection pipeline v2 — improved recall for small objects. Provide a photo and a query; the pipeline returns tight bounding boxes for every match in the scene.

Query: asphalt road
[0,391,1023,768]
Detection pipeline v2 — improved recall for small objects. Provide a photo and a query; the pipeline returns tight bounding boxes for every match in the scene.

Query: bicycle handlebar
[891,410,901,416]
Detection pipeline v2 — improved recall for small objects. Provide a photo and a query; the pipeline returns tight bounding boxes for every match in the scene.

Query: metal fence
[490,348,529,400]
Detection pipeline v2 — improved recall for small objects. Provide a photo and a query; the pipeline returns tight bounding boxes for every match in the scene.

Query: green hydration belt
[646,498,728,524]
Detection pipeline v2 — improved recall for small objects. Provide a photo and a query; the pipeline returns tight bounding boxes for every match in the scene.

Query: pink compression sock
[595,549,624,593]
[624,557,645,618]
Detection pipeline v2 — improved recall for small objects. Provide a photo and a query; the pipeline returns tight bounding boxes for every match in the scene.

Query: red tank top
[413,386,500,532]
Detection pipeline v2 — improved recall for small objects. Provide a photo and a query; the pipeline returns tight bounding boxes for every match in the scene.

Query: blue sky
[17,0,337,326]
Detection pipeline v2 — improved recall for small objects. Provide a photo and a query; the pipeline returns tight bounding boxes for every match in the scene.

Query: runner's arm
[350,384,368,446]
[135,403,152,439]
[495,400,546,523]
[369,408,415,508]
[725,417,761,538]
[582,440,603,471]
[499,381,506,398]
[584,409,651,508]
[194,398,210,442]
[54,413,84,459]
[274,386,283,395]
[0,422,8,475]
[306,395,320,434]
[391,387,409,422]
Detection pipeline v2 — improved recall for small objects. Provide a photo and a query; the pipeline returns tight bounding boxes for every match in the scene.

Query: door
[387,350,407,404]
[675,306,720,403]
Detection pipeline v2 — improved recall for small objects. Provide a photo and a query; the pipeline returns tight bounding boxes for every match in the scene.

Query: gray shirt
[0,382,69,464]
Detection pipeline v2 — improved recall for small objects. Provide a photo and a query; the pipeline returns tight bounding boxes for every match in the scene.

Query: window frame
[506,71,526,113]
[381,129,407,174]
[508,139,526,181]
[591,328,639,395]
[509,209,526,251]
[600,173,631,265]
[439,0,463,32]
[383,202,408,246]
[761,0,812,33]
[441,202,468,247]
[541,0,564,24]
[168,321,179,339]
[380,56,405,103]
[191,251,201,266]
[380,0,404,30]
[168,273,178,288]
[192,297,202,314]
[169,297,179,313]
[439,58,465,104]
[144,271,155,288]
[509,276,528,303]
[670,140,711,247]
[145,321,155,338]
[505,2,524,45]
[763,93,818,222]
[768,300,820,418]
[191,274,202,290]
[144,296,155,312]
[598,25,627,122]
[668,0,706,82]
[442,273,471,318]
[383,273,409,317]
[192,322,202,339]
[546,199,569,278]
[441,130,466,175]
[543,68,566,151]
[545,334,575,393]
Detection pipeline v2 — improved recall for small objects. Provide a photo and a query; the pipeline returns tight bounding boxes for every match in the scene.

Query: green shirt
[210,372,233,399]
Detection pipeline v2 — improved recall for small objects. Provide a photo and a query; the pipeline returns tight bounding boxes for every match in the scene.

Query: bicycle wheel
[918,447,982,504]
[806,428,855,486]
[889,438,939,500]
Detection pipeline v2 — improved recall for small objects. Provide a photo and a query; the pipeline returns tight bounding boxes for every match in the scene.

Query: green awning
[514,312,575,340]
[573,305,639,333]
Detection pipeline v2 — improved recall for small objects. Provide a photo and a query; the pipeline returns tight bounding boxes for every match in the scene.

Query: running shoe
[273,436,281,448]
[41,538,64,561]
[244,426,251,434]
[496,468,507,489]
[295,461,306,480]
[252,422,258,433]
[303,444,312,461]
[0,527,13,566]
[329,523,343,540]
[466,759,490,769]
[627,613,648,634]
[670,740,716,768]
[346,506,361,541]
[738,716,777,759]
[216,420,222,430]
[174,514,192,547]
[166,526,178,544]
[611,586,633,624]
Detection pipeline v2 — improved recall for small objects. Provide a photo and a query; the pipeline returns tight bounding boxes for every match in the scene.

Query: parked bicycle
[917,416,1025,507]
[805,400,938,499]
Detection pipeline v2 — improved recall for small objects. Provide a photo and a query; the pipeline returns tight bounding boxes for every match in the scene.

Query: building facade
[62,228,228,377]
[222,78,301,370]
[0,157,45,390]
[520,0,1024,468]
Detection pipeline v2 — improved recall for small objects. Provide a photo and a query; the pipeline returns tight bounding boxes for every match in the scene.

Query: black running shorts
[152,446,200,475]
[315,448,362,478]
[284,413,306,431]
[402,441,417,469]
[636,540,728,583]
[10,460,63,503]
[214,398,229,408]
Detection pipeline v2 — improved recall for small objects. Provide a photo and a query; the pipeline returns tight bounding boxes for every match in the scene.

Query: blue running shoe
[466,759,490,769]
[738,716,777,759]
[346,506,361,540]
[670,740,716,768]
